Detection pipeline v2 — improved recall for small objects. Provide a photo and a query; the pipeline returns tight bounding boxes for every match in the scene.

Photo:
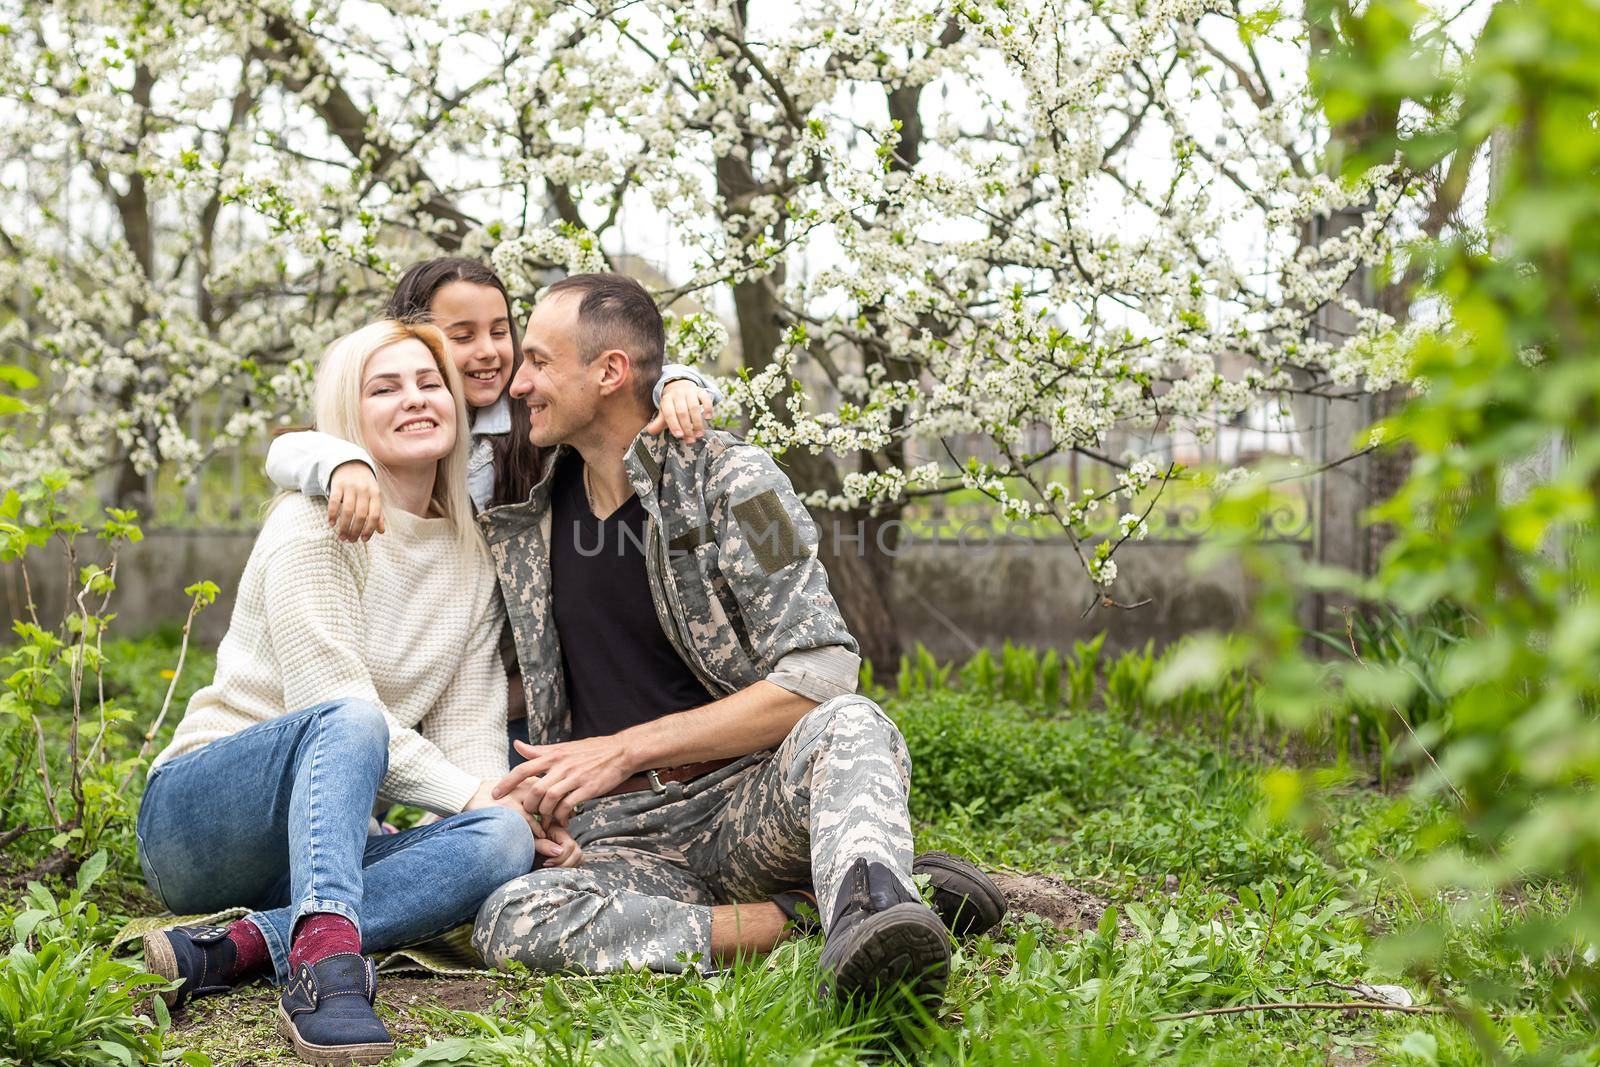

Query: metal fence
[139,393,1341,549]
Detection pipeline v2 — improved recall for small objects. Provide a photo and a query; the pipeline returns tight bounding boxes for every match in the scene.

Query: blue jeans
[137,699,535,984]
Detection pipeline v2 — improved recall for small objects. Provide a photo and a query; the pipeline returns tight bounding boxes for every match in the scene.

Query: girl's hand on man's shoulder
[647,381,714,444]
[328,460,385,542]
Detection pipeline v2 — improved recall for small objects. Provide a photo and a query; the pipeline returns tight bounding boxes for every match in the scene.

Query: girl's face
[359,338,457,472]
[431,280,514,410]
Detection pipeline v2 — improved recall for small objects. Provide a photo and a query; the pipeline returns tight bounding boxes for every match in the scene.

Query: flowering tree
[1,0,1448,662]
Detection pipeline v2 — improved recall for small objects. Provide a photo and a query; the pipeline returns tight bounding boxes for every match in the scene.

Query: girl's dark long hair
[387,257,545,508]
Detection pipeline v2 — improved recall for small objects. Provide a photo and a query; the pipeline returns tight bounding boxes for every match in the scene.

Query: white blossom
[0,0,1426,601]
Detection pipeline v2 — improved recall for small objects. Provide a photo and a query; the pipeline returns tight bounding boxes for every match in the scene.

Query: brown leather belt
[600,758,738,800]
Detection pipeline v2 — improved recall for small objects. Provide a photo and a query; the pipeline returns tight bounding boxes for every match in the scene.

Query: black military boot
[817,857,950,1004]
[913,851,1008,937]
[778,853,1007,940]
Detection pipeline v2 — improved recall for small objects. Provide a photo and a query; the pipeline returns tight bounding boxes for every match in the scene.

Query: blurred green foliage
[1184,0,1600,1039]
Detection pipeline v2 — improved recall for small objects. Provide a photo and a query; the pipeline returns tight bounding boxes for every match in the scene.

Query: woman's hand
[646,380,715,443]
[328,461,385,543]
[467,779,584,867]
[466,778,542,837]
[538,823,583,868]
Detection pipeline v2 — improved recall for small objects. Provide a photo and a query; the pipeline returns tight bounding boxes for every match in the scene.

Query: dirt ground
[990,871,1134,938]
[172,975,509,1065]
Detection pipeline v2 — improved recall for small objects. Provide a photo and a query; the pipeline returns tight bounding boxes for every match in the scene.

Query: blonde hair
[308,319,480,547]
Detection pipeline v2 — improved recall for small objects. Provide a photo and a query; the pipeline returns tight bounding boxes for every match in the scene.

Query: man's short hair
[544,273,665,405]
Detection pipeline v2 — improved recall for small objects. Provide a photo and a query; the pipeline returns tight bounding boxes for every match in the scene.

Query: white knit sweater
[153,495,509,815]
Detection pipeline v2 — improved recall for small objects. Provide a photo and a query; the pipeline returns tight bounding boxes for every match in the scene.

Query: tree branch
[1152,1000,1444,1022]
[250,11,479,250]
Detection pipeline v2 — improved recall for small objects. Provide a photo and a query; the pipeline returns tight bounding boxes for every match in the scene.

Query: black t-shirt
[548,455,715,740]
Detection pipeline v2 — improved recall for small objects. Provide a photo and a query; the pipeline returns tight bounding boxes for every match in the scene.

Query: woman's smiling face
[359,337,457,471]
[430,280,514,410]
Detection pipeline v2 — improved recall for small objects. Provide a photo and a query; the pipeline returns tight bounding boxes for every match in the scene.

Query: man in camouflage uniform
[472,274,1003,1003]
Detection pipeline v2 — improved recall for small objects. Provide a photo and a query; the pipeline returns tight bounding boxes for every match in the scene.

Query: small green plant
[0,851,201,1066]
[912,638,1105,713]
[999,641,1038,703]
[958,646,997,694]
[896,643,954,695]
[1039,647,1062,706]
[1102,640,1153,717]
[1064,633,1105,708]
[1307,602,1475,782]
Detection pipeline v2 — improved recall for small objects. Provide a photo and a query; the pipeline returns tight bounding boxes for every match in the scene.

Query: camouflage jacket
[479,430,861,746]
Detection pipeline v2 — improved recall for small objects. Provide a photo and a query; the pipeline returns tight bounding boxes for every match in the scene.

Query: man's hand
[494,736,634,827]
[466,778,584,865]
[327,461,385,542]
[644,381,714,443]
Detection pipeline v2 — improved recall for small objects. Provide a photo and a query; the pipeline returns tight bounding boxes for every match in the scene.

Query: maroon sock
[288,913,361,971]
[223,918,270,980]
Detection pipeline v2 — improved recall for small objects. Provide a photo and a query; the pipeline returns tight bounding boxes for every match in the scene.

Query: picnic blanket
[113,911,494,978]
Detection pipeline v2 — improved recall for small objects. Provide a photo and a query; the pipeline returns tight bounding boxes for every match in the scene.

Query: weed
[0,852,199,1066]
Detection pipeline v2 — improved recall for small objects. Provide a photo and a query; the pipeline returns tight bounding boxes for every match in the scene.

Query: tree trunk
[103,64,157,516]
[110,448,151,515]
[1294,15,1390,632]
[786,462,906,672]
[717,192,905,666]
[707,8,962,671]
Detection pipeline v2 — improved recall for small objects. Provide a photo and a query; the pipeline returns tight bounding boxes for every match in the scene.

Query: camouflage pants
[472,694,913,974]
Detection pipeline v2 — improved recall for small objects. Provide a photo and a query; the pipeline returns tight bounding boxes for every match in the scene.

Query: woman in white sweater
[136,320,563,1066]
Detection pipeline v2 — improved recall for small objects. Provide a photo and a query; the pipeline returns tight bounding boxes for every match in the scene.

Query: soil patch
[992,872,1133,939]
[382,974,507,1017]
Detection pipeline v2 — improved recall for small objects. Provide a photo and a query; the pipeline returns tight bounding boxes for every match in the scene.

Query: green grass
[2,636,1594,1066]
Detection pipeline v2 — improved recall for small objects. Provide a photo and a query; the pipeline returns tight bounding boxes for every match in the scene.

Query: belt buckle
[646,769,668,795]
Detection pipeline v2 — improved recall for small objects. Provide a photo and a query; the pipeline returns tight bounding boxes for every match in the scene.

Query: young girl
[139,320,566,1065]
[265,258,718,760]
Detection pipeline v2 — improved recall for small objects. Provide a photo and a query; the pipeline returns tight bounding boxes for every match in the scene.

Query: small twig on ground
[1297,979,1393,998]
[1152,1000,1445,1022]
[121,586,206,791]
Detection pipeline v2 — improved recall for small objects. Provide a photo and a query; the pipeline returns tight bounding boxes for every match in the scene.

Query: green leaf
[0,363,40,389]
[76,850,108,893]
[12,909,49,942]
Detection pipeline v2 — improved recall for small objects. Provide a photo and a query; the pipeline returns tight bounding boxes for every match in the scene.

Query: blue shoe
[141,924,238,1011]
[275,953,395,1065]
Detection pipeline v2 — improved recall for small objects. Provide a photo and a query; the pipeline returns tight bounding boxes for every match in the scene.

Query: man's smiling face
[508,292,599,448]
